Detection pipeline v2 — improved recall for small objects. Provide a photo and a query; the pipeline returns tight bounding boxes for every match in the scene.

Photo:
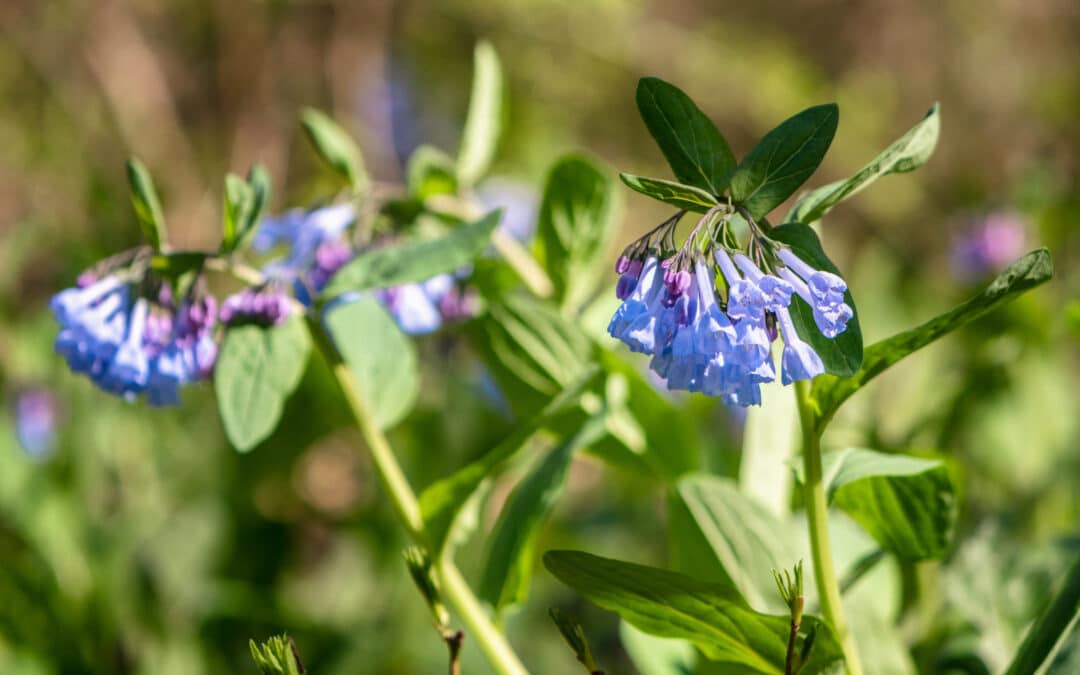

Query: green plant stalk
[1004,553,1080,675]
[795,380,864,675]
[310,323,529,675]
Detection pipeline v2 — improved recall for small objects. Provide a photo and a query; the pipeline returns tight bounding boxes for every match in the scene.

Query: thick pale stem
[311,323,529,675]
[490,227,554,298]
[795,380,864,675]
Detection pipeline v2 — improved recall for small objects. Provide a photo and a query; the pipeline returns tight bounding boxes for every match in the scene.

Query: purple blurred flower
[476,178,539,242]
[15,389,58,460]
[951,211,1026,280]
[377,272,476,335]
[220,288,295,326]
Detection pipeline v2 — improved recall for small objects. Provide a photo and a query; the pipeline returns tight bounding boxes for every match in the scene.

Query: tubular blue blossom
[776,248,853,338]
[258,204,356,295]
[775,305,825,384]
[714,249,775,384]
[375,272,476,335]
[255,204,355,261]
[379,283,443,335]
[98,298,151,397]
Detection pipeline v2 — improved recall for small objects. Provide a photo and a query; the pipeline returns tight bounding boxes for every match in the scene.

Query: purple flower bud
[220,288,295,327]
[616,274,638,300]
[615,255,631,275]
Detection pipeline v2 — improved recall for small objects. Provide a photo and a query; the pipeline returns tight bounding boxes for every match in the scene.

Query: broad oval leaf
[619,173,719,213]
[321,210,500,298]
[419,367,601,555]
[767,223,863,376]
[795,448,956,560]
[635,77,736,196]
[810,248,1053,430]
[538,155,621,311]
[214,317,312,452]
[126,158,167,251]
[479,417,606,613]
[457,41,503,187]
[671,475,797,612]
[788,103,940,224]
[544,550,845,675]
[300,108,368,192]
[323,296,418,429]
[729,104,839,220]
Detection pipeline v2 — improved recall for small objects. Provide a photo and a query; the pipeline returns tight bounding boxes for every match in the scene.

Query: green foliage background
[0,1,1077,673]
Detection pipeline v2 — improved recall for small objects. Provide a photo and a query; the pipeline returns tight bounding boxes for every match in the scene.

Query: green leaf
[323,296,418,430]
[407,144,459,200]
[240,164,273,251]
[596,349,700,478]
[537,155,621,310]
[550,608,603,673]
[483,292,595,395]
[214,317,312,451]
[149,251,208,278]
[788,104,939,224]
[222,173,253,253]
[480,417,606,613]
[794,448,956,560]
[321,210,500,298]
[544,550,845,674]
[457,41,503,187]
[619,173,719,213]
[635,77,736,195]
[810,248,1053,430]
[1005,555,1080,675]
[729,104,839,220]
[126,158,168,250]
[249,634,304,675]
[766,223,863,375]
[620,621,697,675]
[300,108,368,192]
[670,475,797,611]
[419,367,601,555]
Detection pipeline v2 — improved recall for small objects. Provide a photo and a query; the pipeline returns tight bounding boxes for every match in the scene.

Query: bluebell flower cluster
[608,221,853,406]
[52,275,218,406]
[255,204,478,334]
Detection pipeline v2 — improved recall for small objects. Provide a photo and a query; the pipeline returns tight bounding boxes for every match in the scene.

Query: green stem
[1004,553,1080,675]
[310,322,529,675]
[795,381,864,675]
[490,228,554,299]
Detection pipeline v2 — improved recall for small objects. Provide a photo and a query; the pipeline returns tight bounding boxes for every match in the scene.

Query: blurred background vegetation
[0,1,1077,673]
